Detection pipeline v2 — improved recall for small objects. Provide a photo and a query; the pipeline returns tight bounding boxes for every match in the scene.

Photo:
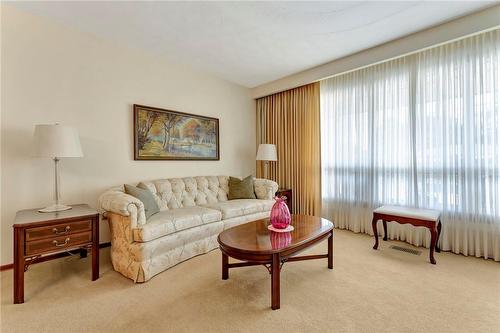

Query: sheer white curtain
[321,29,500,261]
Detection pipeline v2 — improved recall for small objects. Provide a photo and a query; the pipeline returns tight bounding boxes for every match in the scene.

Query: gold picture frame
[133,104,220,160]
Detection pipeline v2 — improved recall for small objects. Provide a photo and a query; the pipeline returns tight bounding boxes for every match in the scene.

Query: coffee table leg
[372,217,379,250]
[328,231,333,269]
[271,253,280,310]
[222,252,229,280]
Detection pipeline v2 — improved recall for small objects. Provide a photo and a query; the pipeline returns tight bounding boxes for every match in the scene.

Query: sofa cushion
[203,199,275,220]
[124,183,160,220]
[228,176,256,200]
[133,206,222,242]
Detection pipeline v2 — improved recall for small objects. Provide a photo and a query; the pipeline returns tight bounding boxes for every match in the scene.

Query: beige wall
[0,6,256,264]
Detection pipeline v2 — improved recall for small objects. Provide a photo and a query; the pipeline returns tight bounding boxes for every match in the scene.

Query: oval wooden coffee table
[217,214,334,310]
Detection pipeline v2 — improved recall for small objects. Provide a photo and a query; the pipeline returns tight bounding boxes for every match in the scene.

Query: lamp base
[38,204,73,213]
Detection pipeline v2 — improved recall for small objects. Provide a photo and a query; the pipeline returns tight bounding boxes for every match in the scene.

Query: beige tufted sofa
[98,176,278,282]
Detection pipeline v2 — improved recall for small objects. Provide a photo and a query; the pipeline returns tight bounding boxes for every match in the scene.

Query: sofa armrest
[254,178,279,200]
[97,187,147,229]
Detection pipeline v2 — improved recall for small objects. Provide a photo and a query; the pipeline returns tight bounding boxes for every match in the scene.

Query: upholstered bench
[372,205,442,264]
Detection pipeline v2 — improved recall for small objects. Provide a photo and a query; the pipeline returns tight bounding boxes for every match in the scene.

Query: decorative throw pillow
[124,183,160,219]
[228,175,256,200]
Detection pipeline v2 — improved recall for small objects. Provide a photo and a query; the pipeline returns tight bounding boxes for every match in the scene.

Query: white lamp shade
[33,124,83,158]
[256,144,277,161]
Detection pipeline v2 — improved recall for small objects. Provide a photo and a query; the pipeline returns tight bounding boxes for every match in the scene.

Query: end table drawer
[25,231,92,256]
[25,220,92,241]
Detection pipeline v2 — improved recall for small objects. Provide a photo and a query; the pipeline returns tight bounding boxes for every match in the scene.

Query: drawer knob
[53,238,70,247]
[53,226,70,235]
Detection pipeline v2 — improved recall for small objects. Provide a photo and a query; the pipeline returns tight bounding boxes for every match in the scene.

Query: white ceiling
[9,1,496,88]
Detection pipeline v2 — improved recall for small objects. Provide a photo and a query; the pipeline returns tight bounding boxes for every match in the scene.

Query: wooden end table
[217,214,334,310]
[13,204,99,304]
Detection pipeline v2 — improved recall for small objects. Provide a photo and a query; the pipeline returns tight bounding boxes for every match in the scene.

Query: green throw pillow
[124,183,160,220]
[228,175,256,200]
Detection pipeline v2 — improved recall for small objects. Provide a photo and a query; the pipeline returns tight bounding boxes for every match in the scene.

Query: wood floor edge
[0,242,111,271]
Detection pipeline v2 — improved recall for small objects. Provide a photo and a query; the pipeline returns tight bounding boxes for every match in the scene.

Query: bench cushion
[374,205,440,221]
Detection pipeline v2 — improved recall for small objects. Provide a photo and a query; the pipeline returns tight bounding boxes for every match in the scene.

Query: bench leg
[328,230,333,269]
[436,220,442,253]
[429,226,437,264]
[382,221,388,241]
[372,217,379,250]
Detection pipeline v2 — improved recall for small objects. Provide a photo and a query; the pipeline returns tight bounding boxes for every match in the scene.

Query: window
[320,29,500,260]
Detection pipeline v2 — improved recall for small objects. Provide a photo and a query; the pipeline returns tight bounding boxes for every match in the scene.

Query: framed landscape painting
[133,104,219,160]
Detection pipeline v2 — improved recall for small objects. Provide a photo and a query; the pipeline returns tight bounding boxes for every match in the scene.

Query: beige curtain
[256,82,321,215]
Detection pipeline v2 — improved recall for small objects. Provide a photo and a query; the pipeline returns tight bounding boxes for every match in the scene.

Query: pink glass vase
[270,196,291,229]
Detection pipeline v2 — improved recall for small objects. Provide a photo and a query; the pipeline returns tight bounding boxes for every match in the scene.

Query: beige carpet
[1,229,499,333]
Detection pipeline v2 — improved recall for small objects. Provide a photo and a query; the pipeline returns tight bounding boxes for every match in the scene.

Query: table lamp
[256,144,277,179]
[33,124,83,212]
